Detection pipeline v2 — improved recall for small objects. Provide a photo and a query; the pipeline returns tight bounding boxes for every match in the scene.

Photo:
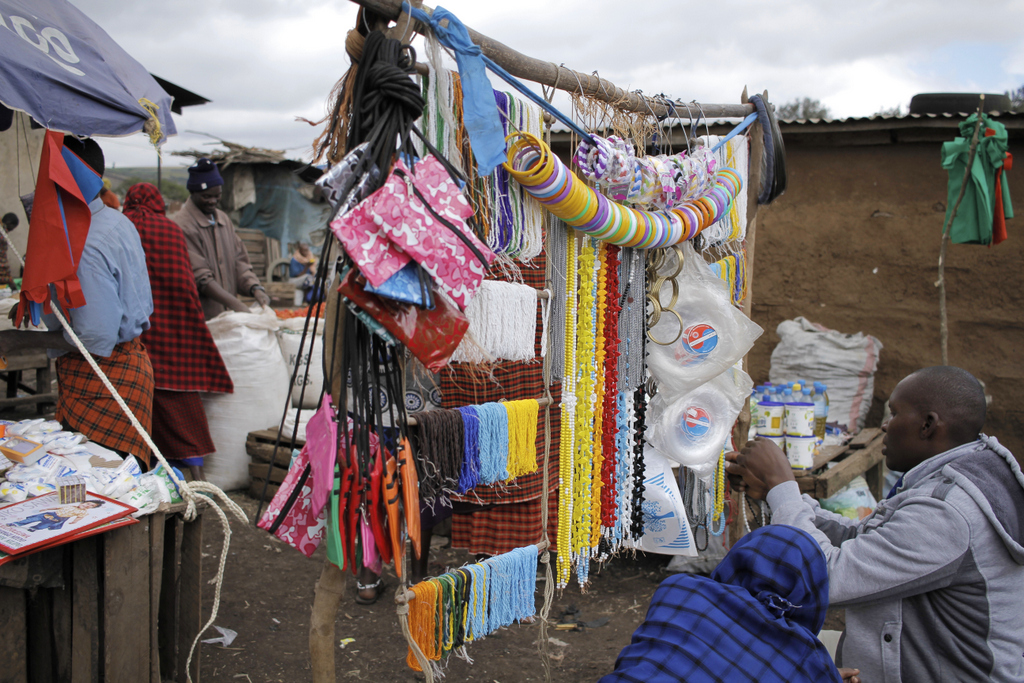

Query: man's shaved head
[903,366,986,441]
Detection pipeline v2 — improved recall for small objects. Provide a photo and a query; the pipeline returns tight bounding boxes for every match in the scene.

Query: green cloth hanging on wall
[940,113,1013,245]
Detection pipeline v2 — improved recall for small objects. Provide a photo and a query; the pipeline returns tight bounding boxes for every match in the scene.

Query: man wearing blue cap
[173,158,270,318]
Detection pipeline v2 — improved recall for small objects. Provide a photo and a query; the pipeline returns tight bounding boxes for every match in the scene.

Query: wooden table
[0,504,203,683]
[794,428,886,501]
[0,348,56,414]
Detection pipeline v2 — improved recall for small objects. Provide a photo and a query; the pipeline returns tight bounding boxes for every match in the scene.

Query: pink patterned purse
[332,154,495,310]
[257,445,325,558]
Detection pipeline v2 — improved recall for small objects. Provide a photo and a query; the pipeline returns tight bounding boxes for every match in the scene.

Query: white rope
[7,238,246,683]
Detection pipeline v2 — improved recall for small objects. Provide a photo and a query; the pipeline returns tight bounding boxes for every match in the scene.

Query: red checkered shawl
[123,184,233,394]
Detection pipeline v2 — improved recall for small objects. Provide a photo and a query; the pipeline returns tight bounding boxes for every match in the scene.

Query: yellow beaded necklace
[556,230,578,588]
[572,237,598,581]
[590,241,608,548]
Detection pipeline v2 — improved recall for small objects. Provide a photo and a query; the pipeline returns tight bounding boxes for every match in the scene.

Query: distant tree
[1006,85,1024,112]
[777,97,832,120]
[161,181,190,203]
[875,104,904,117]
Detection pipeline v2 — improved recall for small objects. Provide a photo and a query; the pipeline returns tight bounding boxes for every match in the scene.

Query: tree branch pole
[937,95,985,366]
[350,0,754,120]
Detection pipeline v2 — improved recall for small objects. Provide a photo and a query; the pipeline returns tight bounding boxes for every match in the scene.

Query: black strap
[267,463,311,535]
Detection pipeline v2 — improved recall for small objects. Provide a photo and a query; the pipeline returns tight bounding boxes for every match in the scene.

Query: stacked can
[755,384,786,451]
[784,384,816,469]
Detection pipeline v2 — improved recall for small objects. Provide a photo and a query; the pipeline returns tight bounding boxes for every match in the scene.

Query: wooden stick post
[729,88,766,545]
[937,95,986,365]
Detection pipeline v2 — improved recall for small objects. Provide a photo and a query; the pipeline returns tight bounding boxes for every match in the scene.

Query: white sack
[769,317,882,432]
[203,307,290,490]
[278,317,325,409]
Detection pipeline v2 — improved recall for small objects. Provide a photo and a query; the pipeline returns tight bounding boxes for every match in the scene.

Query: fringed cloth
[151,389,215,467]
[56,338,154,466]
[442,249,561,556]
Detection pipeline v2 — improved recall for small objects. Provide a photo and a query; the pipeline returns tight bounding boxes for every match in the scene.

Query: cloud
[67,0,1024,167]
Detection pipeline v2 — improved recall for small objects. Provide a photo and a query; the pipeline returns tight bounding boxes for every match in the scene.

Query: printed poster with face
[0,491,136,555]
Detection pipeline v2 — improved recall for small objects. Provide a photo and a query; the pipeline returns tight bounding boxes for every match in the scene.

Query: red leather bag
[338,268,469,373]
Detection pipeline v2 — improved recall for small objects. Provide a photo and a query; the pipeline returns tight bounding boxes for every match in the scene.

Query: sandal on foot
[355,578,385,605]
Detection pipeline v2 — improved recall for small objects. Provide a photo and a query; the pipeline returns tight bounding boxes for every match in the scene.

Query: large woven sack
[203,307,290,490]
[769,317,882,432]
[278,317,325,409]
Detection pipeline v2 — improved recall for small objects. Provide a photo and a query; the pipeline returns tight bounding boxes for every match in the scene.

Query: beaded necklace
[456,406,481,493]
[556,230,578,588]
[711,449,726,533]
[629,383,647,539]
[599,245,622,535]
[477,402,509,485]
[504,399,540,479]
[589,240,608,550]
[406,579,442,671]
[487,92,545,261]
[403,545,539,674]
[572,236,598,583]
[548,215,569,381]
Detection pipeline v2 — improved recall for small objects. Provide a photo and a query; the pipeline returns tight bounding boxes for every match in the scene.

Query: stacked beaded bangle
[503,133,742,249]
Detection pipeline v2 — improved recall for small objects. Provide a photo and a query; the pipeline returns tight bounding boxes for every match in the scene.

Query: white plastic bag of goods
[203,307,290,490]
[278,317,325,409]
[282,407,317,443]
[646,241,763,400]
[646,365,753,477]
[769,317,882,432]
[628,446,697,557]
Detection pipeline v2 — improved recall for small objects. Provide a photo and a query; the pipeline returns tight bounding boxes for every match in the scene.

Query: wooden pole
[350,0,754,120]
[729,87,766,546]
[937,95,986,366]
[308,269,347,683]
[309,562,348,683]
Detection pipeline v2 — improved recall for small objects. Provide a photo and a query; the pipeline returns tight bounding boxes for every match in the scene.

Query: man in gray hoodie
[726,366,1024,682]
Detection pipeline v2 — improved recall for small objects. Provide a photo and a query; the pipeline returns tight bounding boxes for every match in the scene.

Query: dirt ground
[197,492,845,683]
[199,492,666,683]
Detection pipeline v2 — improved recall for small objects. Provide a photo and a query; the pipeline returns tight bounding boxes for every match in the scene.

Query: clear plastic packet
[646,241,762,399]
[647,366,753,477]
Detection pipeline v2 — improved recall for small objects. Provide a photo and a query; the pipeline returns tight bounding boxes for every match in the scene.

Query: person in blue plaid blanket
[601,524,851,683]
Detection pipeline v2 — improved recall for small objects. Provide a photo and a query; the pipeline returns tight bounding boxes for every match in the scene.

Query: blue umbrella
[0,0,176,142]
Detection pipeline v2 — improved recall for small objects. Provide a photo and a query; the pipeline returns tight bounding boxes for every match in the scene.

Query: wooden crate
[794,428,886,500]
[246,427,305,501]
[0,348,57,414]
[0,505,203,683]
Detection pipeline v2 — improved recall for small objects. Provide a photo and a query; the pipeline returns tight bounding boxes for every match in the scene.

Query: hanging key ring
[647,307,684,346]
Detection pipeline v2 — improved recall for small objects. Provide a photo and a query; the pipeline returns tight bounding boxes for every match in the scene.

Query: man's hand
[838,668,861,683]
[724,437,794,500]
[253,287,271,308]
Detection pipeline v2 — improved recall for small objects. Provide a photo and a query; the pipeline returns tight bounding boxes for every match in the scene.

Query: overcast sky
[69,0,1024,169]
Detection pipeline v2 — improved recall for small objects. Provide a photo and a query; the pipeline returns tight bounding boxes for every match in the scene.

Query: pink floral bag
[330,193,411,289]
[331,155,496,310]
[257,445,325,558]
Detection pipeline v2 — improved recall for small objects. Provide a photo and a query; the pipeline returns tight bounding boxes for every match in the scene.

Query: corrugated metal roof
[549,110,1024,135]
[778,111,1024,126]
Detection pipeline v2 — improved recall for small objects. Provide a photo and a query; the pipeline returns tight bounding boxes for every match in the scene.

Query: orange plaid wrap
[56,338,155,466]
